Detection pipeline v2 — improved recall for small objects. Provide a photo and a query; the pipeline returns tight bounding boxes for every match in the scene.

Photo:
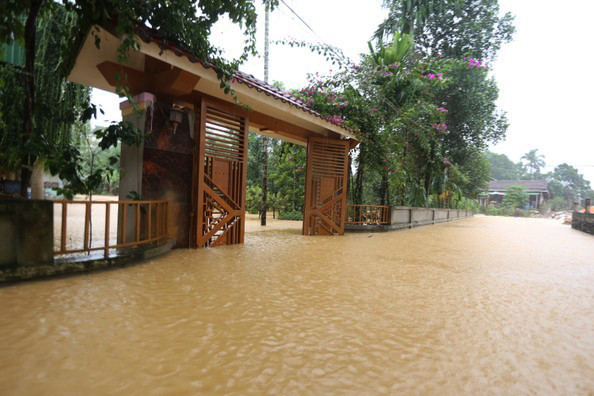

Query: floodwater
[1,216,594,395]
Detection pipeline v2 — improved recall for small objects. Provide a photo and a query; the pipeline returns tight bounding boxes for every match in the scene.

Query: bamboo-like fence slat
[53,200,169,257]
[346,204,390,225]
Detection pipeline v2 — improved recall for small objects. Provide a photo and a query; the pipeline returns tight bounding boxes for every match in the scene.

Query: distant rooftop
[488,180,549,192]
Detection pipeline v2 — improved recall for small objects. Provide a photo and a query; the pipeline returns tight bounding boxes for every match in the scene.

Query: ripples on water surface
[1,216,594,395]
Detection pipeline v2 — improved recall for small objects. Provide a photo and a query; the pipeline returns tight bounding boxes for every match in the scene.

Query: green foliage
[58,0,278,98]
[412,0,515,61]
[247,133,266,186]
[502,186,529,209]
[368,32,413,69]
[376,0,455,39]
[0,7,95,193]
[1,0,277,197]
[485,204,499,216]
[246,184,262,214]
[435,58,508,154]
[548,196,567,211]
[487,152,520,180]
[547,163,594,206]
[521,149,545,176]
[269,143,306,214]
[278,211,303,221]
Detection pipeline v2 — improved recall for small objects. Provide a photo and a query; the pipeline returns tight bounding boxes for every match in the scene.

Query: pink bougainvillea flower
[428,74,436,79]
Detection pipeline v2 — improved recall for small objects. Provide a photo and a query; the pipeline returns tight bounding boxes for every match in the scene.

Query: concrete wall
[572,212,594,235]
[0,200,53,268]
[346,206,474,233]
[118,93,154,243]
[141,100,195,248]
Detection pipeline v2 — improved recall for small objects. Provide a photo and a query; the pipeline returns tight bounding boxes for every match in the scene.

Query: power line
[278,0,404,117]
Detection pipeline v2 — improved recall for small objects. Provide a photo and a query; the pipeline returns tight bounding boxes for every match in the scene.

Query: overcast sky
[92,0,594,184]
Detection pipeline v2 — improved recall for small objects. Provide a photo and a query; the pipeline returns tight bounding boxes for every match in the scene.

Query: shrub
[500,206,515,216]
[486,205,499,216]
[514,208,526,217]
[279,211,303,221]
[502,186,529,209]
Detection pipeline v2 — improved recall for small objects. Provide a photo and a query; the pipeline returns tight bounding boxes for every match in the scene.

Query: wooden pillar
[192,97,249,247]
[302,137,350,236]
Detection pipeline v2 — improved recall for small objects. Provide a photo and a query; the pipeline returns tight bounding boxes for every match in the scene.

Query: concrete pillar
[30,160,45,200]
[117,92,155,243]
[586,198,592,214]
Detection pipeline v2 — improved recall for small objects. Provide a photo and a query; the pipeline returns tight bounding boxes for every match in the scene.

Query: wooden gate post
[192,97,249,247]
[302,137,350,236]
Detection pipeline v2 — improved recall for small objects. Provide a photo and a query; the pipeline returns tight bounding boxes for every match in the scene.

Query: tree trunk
[423,142,436,207]
[380,172,388,206]
[19,168,32,198]
[260,137,268,226]
[354,149,365,205]
[20,0,45,198]
[31,160,45,199]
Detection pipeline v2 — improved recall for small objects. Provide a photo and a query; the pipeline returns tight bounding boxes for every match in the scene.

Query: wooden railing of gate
[346,204,390,225]
[53,200,169,257]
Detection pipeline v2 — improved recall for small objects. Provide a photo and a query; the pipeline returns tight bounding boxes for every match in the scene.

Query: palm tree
[521,149,546,176]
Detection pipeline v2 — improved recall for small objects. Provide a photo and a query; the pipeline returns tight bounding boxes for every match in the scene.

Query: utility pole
[261,7,270,226]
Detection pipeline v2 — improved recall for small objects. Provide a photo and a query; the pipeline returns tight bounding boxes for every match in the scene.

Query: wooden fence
[53,200,169,257]
[346,204,390,225]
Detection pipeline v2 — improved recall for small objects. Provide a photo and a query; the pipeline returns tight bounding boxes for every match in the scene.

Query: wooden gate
[303,137,350,236]
[194,99,248,247]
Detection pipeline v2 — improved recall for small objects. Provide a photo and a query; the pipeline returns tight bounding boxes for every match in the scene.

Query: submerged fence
[346,204,390,225]
[345,205,474,232]
[53,200,169,257]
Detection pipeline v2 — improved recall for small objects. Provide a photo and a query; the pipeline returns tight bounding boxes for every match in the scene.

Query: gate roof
[68,25,360,147]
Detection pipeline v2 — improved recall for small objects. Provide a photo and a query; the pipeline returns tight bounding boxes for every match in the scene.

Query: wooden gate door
[303,137,350,236]
[194,99,248,247]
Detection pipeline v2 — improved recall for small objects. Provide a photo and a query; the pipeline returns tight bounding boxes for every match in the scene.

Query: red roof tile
[135,25,358,136]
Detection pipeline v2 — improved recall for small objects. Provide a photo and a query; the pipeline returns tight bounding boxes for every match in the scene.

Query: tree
[377,0,514,62]
[547,163,594,207]
[375,0,454,41]
[1,0,278,197]
[521,149,546,176]
[0,6,91,197]
[502,186,528,209]
[269,143,306,217]
[487,152,520,180]
[413,0,515,61]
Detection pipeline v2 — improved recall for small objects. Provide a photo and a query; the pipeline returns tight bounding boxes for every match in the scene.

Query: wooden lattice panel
[303,137,350,236]
[194,100,248,247]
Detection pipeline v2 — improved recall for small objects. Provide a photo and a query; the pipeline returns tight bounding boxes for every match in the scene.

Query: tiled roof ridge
[134,25,358,136]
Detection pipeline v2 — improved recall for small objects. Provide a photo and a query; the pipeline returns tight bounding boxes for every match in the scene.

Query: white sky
[92,0,594,184]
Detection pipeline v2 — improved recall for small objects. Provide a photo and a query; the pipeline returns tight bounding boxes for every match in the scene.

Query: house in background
[479,180,549,209]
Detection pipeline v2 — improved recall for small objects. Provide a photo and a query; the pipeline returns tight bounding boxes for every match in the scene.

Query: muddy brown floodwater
[1,216,594,395]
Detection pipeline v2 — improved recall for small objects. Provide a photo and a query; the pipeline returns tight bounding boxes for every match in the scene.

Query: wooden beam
[98,61,200,97]
[182,92,316,142]
[153,67,200,96]
[144,55,171,74]
[97,61,149,95]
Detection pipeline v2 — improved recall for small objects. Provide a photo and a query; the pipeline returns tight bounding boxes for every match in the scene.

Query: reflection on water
[1,216,593,395]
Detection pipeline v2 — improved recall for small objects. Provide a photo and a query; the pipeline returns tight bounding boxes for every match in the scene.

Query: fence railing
[346,204,390,225]
[53,200,169,257]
